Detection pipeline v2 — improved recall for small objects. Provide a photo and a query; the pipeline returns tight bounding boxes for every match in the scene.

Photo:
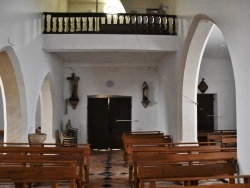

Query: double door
[87,97,131,149]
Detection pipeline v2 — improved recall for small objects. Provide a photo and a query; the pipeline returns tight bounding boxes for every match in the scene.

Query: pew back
[0,154,76,188]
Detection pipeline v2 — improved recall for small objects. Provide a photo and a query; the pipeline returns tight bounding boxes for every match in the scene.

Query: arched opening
[0,78,6,142]
[180,14,235,142]
[198,25,236,136]
[36,73,55,143]
[0,49,26,142]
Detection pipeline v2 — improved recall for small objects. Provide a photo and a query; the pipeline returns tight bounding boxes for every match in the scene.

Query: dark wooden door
[87,97,131,149]
[109,98,131,149]
[197,94,214,131]
[87,98,109,149]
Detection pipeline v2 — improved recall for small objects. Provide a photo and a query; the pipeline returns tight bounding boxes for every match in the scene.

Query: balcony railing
[43,12,177,35]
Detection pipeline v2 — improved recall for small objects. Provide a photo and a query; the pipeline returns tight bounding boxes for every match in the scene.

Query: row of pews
[0,143,90,188]
[122,131,250,188]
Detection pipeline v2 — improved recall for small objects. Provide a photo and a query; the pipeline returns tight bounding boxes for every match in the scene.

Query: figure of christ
[67,73,80,100]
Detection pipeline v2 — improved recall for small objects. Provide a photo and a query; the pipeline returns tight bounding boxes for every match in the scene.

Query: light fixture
[141,81,150,108]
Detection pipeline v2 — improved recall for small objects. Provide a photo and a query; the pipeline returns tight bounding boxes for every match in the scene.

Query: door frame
[197,94,216,132]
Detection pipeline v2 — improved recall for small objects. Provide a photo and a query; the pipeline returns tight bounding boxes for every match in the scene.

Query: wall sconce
[67,73,80,109]
[141,81,150,108]
[198,78,208,93]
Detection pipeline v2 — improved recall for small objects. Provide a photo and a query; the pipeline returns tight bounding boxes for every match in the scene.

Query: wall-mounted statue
[141,81,150,108]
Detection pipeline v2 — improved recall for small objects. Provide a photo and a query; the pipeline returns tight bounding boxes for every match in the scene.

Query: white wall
[0,0,65,142]
[68,0,125,13]
[157,53,179,141]
[121,0,174,14]
[63,66,161,143]
[198,58,236,130]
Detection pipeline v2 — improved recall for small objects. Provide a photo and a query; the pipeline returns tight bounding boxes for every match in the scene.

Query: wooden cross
[67,73,80,109]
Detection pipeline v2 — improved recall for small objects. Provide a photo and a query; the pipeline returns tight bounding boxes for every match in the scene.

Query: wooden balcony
[43,12,177,35]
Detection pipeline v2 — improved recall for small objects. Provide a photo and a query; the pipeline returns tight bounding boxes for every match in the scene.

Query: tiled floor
[87,149,131,188]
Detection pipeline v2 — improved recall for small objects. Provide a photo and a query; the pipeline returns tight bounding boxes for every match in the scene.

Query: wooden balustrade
[43,12,177,35]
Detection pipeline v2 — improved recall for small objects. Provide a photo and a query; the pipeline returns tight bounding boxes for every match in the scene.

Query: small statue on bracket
[141,81,150,108]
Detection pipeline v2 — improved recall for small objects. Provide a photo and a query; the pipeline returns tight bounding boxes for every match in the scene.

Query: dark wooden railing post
[80,17,83,32]
[56,16,59,33]
[50,15,53,32]
[172,16,177,35]
[62,17,65,33]
[43,14,47,33]
[86,17,89,31]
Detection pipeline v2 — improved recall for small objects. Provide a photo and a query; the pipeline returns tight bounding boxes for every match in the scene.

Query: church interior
[0,0,250,187]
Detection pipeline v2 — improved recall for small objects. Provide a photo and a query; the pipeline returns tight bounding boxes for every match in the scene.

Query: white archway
[37,73,55,143]
[180,15,215,142]
[0,48,27,142]
[0,78,6,142]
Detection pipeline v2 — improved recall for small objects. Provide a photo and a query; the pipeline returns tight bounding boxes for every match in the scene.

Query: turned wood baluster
[43,14,48,33]
[74,17,77,32]
[166,17,170,34]
[172,16,176,35]
[50,15,53,32]
[62,17,66,33]
[123,15,126,24]
[68,16,71,32]
[160,16,164,33]
[98,16,102,31]
[56,16,59,32]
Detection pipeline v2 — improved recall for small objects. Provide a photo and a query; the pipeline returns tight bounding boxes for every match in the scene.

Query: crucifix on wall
[67,73,80,109]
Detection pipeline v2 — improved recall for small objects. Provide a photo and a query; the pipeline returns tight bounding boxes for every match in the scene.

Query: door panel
[87,97,131,149]
[109,98,131,149]
[87,98,109,149]
[197,94,214,131]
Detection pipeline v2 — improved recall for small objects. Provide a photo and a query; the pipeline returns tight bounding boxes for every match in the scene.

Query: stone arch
[180,14,217,142]
[37,72,56,143]
[0,47,27,142]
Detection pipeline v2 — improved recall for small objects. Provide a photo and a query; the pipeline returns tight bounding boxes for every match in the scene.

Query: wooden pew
[0,154,76,188]
[123,135,171,147]
[132,150,237,187]
[156,184,250,188]
[123,134,172,163]
[0,143,90,187]
[123,131,163,137]
[198,130,236,142]
[122,131,169,146]
[221,135,237,148]
[207,132,237,146]
[126,143,226,181]
[137,161,246,188]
